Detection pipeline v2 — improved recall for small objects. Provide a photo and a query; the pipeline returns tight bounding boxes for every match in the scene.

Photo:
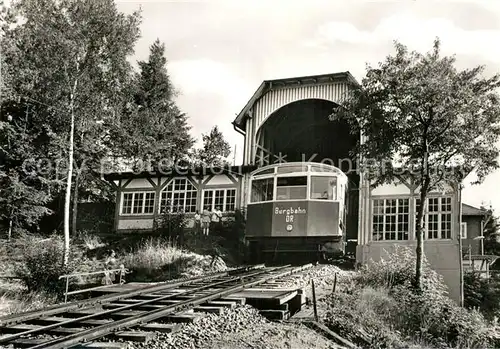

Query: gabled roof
[232,71,359,133]
[462,203,488,216]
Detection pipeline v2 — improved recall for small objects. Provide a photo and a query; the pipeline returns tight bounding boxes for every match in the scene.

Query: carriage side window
[310,176,337,200]
[251,178,274,203]
[276,176,307,200]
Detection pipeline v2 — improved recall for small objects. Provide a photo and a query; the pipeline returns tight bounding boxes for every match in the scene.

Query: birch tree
[2,0,141,263]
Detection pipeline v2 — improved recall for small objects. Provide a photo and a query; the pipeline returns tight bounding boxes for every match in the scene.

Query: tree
[2,0,141,263]
[334,38,500,292]
[193,126,232,167]
[119,39,195,169]
[483,208,500,256]
[0,106,54,239]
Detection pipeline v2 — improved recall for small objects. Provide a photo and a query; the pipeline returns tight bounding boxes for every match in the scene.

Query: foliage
[464,271,500,320]
[0,290,57,317]
[325,246,496,349]
[118,39,195,167]
[335,38,500,290]
[1,0,142,242]
[191,126,232,167]
[355,246,447,294]
[121,238,226,282]
[483,210,500,257]
[154,209,188,246]
[213,209,247,265]
[13,234,77,297]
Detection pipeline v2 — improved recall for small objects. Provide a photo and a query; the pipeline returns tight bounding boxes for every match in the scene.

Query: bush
[464,271,500,320]
[325,246,495,348]
[13,234,76,298]
[121,238,227,282]
[154,210,188,246]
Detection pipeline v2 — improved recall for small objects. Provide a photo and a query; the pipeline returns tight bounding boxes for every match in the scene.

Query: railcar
[246,162,349,263]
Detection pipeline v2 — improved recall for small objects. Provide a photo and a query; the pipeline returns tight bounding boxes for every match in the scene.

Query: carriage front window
[251,178,274,203]
[276,176,307,200]
[310,176,337,200]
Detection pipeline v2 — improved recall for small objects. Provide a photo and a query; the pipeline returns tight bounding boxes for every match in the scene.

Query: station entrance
[254,98,360,254]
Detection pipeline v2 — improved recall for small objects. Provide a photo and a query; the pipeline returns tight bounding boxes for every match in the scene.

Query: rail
[58,265,129,303]
[0,264,313,349]
[31,264,306,349]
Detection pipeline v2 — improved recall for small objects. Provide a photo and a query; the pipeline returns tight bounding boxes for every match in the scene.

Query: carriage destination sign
[274,206,307,233]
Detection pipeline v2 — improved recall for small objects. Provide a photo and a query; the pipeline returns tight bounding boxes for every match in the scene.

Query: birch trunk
[71,169,80,236]
[63,77,79,265]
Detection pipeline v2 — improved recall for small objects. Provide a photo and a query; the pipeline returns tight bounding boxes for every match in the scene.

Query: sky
[114,0,500,211]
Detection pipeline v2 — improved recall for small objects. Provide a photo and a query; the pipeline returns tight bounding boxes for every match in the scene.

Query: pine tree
[120,39,195,169]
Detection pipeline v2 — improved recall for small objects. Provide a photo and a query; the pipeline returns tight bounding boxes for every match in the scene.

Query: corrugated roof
[232,71,359,133]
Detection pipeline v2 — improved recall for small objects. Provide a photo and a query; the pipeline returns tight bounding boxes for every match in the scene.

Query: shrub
[325,246,495,348]
[122,238,183,273]
[121,238,227,282]
[154,210,187,246]
[13,234,76,298]
[464,271,500,320]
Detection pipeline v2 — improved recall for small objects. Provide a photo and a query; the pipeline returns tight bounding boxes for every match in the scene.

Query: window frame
[120,191,156,216]
[461,222,468,239]
[159,178,198,214]
[248,168,347,205]
[309,175,338,201]
[371,197,410,241]
[202,188,237,212]
[415,196,453,240]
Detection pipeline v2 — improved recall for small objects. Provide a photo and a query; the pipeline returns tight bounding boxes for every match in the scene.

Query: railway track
[0,263,313,349]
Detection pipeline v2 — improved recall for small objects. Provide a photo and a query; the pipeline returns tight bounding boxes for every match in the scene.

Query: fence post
[311,279,318,322]
[332,272,337,294]
[64,277,69,303]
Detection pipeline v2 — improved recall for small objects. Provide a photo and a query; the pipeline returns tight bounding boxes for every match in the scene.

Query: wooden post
[332,272,337,294]
[64,277,69,303]
[311,279,318,322]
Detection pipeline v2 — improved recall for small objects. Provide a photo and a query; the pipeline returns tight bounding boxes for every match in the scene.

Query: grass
[0,233,227,315]
[0,290,56,317]
[122,238,185,271]
[121,238,227,282]
[323,246,500,349]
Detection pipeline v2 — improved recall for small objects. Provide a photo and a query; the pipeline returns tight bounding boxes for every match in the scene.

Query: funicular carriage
[246,162,349,263]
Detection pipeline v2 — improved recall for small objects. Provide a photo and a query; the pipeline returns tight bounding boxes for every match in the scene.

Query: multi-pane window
[372,198,409,241]
[203,188,237,212]
[160,178,197,213]
[121,192,156,215]
[415,197,452,239]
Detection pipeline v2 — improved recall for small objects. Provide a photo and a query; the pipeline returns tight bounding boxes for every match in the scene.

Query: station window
[276,176,307,200]
[203,188,236,212]
[372,198,409,241]
[310,176,337,200]
[251,178,274,203]
[160,178,197,213]
[121,192,156,215]
[415,197,452,239]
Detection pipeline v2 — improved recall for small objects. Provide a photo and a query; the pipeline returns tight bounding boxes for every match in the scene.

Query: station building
[105,72,463,303]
